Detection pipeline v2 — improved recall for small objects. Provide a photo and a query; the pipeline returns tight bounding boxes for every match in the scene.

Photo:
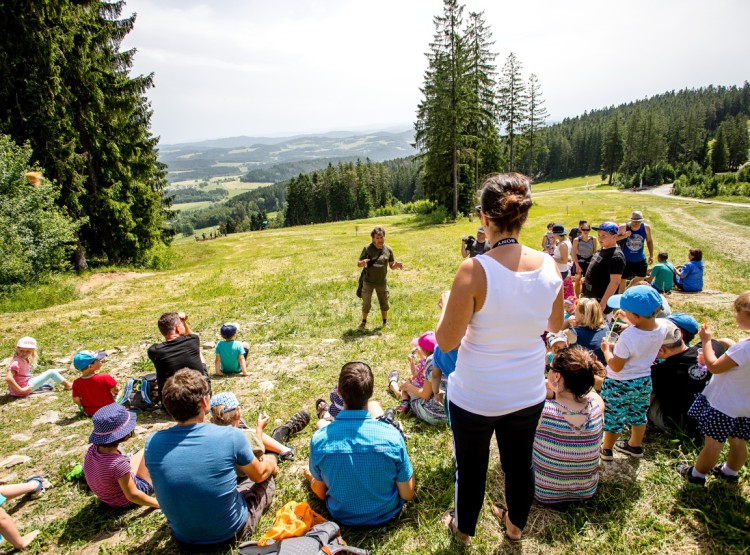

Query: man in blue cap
[582,222,626,312]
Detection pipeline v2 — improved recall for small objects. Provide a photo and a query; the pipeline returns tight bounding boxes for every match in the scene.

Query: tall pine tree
[0,0,171,268]
[601,112,624,184]
[523,73,548,177]
[497,52,528,172]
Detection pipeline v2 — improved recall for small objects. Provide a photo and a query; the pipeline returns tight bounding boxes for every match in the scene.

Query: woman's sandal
[491,504,522,543]
[441,510,471,547]
[315,398,329,420]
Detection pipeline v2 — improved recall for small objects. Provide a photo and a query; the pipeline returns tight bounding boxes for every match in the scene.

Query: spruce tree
[0,0,171,268]
[497,52,528,172]
[711,126,730,173]
[464,11,501,190]
[601,112,624,184]
[523,73,549,177]
[415,0,472,216]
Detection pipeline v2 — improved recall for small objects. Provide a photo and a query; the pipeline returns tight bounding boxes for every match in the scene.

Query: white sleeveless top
[554,239,571,272]
[448,253,562,417]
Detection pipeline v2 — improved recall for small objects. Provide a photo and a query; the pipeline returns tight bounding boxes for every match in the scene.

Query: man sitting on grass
[145,369,276,551]
[305,361,415,526]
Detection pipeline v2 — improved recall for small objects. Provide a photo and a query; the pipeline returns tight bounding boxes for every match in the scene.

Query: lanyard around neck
[491,237,519,249]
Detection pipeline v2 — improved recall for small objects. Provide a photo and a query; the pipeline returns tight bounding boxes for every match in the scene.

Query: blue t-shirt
[433,345,458,378]
[215,340,245,373]
[677,260,703,292]
[0,492,5,542]
[571,326,608,364]
[145,424,254,544]
[309,410,413,526]
[619,223,648,262]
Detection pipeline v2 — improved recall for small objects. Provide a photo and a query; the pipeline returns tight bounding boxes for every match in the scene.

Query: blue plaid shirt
[309,409,413,526]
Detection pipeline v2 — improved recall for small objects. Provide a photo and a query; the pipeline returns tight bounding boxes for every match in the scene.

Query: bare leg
[602,431,619,450]
[628,424,646,447]
[389,381,401,397]
[0,482,37,499]
[695,436,724,474]
[316,419,331,430]
[726,437,748,472]
[574,273,583,297]
[262,433,285,454]
[381,310,388,323]
[131,450,153,485]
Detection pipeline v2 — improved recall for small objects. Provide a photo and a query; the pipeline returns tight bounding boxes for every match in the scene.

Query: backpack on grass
[239,522,369,555]
[118,373,158,411]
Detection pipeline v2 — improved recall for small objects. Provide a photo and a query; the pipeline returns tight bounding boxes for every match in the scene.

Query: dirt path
[645,184,750,208]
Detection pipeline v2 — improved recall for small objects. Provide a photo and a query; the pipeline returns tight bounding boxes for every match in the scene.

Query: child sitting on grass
[83,403,159,509]
[214,323,249,376]
[72,350,118,416]
[388,331,436,414]
[646,251,676,294]
[678,291,750,485]
[599,286,669,460]
[0,476,48,550]
[6,336,72,397]
[209,392,303,462]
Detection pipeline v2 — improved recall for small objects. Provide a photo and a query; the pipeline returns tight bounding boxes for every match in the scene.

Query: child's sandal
[25,475,48,498]
[315,398,329,420]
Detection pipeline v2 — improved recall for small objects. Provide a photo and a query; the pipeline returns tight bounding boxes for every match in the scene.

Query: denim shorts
[601,376,652,433]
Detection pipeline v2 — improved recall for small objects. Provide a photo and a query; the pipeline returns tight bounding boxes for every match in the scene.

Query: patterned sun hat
[89,403,137,445]
[210,391,241,413]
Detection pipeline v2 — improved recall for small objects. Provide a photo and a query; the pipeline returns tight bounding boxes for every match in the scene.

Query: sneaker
[677,464,706,486]
[388,370,399,389]
[271,410,310,444]
[396,400,410,414]
[382,408,397,423]
[357,320,367,331]
[711,464,739,484]
[600,448,614,461]
[278,446,296,462]
[614,439,643,458]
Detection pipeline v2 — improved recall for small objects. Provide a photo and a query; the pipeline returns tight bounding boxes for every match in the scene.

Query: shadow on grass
[673,480,750,549]
[341,327,382,342]
[57,498,157,546]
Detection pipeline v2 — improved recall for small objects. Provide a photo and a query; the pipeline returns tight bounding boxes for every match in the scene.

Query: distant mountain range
[160,129,417,183]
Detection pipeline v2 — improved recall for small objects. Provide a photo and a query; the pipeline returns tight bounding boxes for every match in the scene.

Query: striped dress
[533,398,603,504]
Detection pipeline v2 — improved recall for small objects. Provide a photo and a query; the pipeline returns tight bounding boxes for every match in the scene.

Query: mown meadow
[0,176,748,554]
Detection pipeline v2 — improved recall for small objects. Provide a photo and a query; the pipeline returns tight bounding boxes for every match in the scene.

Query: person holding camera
[357,226,403,330]
[461,227,490,258]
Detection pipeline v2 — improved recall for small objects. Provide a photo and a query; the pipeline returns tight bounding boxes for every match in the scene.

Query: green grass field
[0,182,748,554]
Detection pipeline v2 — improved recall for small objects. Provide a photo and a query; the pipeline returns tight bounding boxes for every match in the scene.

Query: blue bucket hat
[89,403,137,445]
[74,350,107,371]
[608,287,663,317]
[210,391,241,413]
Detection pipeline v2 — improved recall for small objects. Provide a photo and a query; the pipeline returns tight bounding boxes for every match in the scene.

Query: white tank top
[448,253,562,417]
[554,239,571,272]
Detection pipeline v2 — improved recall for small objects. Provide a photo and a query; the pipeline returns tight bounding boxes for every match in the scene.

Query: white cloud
[121,0,749,143]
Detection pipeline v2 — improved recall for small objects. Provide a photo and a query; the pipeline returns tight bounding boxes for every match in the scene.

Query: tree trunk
[72,237,88,272]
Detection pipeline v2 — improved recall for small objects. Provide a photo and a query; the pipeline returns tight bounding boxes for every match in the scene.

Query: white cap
[16,336,37,349]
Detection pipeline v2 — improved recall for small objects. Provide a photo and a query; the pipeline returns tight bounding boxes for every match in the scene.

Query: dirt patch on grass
[669,289,738,310]
[77,271,154,294]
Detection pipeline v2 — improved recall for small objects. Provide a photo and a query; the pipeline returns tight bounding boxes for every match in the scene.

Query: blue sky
[121,0,750,144]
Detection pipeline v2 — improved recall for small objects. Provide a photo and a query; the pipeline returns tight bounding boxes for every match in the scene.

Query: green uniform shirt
[650,261,676,292]
[360,244,394,286]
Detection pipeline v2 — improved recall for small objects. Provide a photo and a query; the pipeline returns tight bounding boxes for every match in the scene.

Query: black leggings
[448,400,544,536]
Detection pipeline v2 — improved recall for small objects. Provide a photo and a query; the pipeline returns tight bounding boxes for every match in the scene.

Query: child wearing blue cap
[214,323,249,376]
[599,285,669,460]
[72,350,118,416]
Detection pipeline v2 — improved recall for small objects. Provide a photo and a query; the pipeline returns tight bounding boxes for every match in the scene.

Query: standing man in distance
[616,210,654,292]
[582,222,626,313]
[461,226,490,258]
[357,226,403,330]
[148,312,211,400]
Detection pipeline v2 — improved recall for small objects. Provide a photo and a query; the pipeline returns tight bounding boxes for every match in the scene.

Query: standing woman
[552,224,571,279]
[572,222,597,296]
[357,226,403,330]
[436,173,563,544]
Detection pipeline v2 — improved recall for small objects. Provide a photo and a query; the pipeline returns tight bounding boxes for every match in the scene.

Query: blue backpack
[118,373,158,411]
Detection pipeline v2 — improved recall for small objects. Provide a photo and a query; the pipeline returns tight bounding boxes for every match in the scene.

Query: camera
[463,235,476,250]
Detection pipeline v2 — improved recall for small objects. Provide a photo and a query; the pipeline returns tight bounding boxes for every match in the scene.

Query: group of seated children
[645,249,704,294]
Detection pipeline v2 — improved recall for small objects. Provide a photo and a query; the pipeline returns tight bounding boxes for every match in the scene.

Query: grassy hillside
[0,182,748,554]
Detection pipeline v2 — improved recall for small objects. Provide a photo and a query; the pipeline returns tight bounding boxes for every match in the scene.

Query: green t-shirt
[650,261,676,292]
[359,244,394,286]
[215,340,245,373]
